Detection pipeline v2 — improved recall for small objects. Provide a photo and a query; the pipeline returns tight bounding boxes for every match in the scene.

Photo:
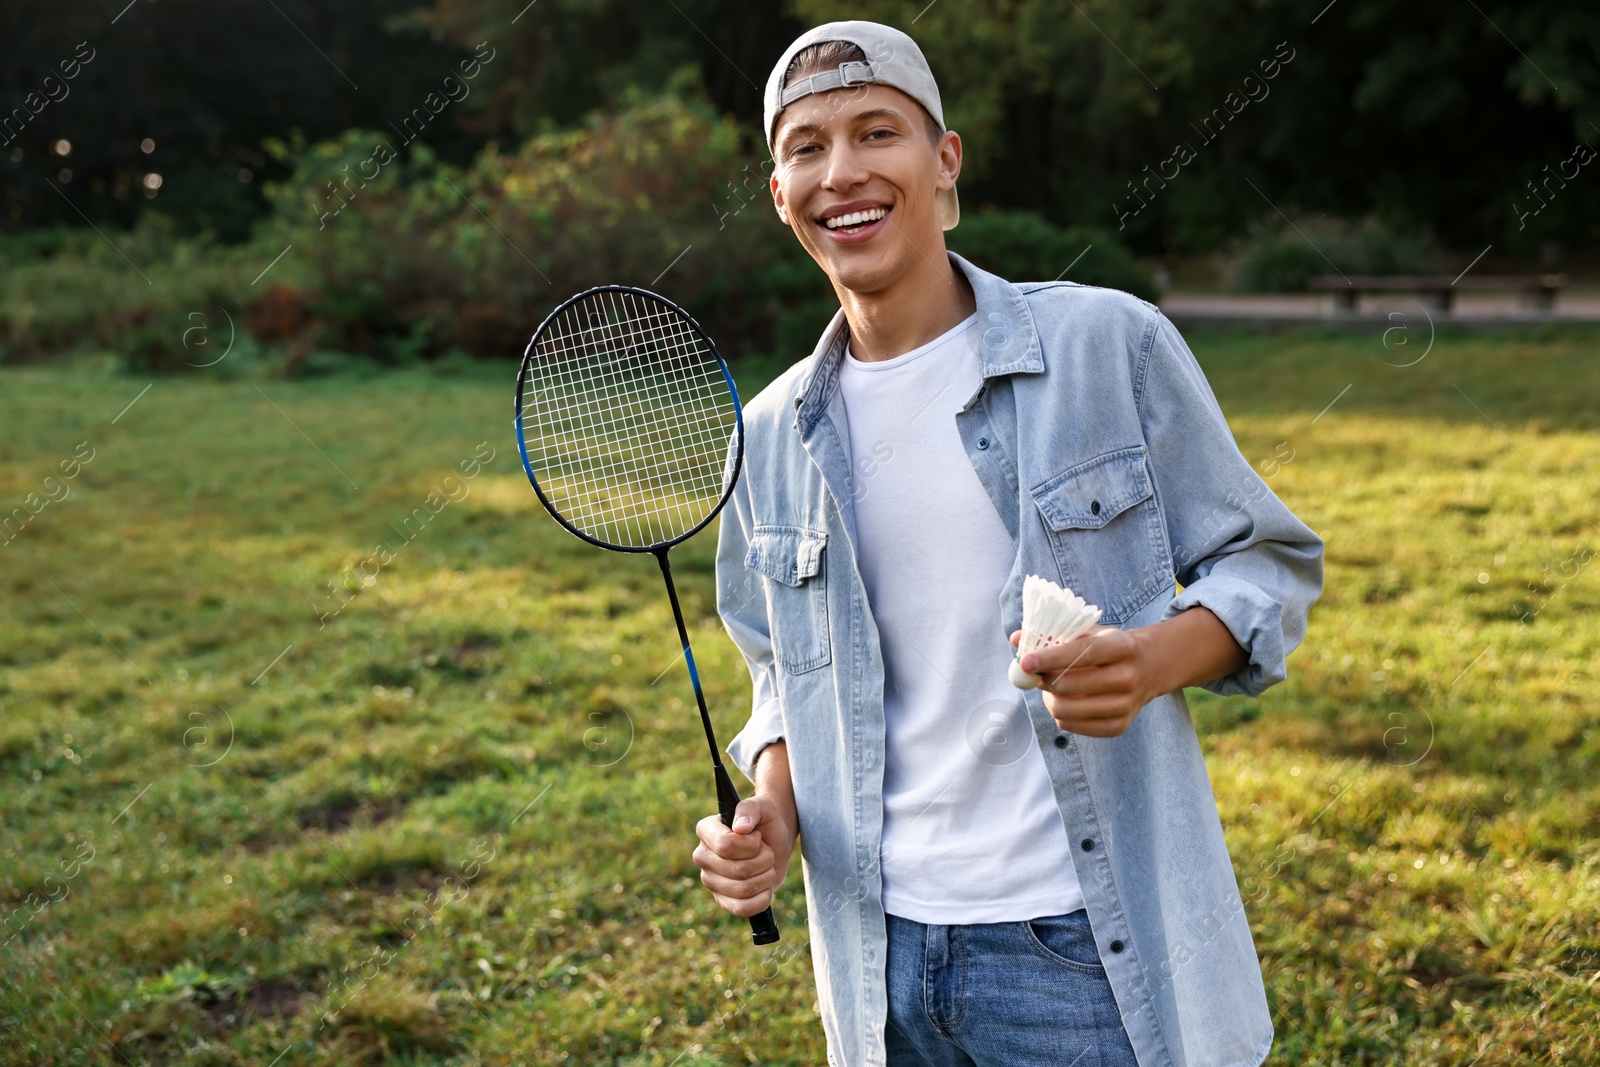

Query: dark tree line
[2,0,1596,257]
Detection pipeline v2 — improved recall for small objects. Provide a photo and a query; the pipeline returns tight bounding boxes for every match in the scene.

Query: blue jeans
[884,909,1141,1066]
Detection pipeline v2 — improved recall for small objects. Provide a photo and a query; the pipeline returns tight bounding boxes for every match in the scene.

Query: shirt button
[976,437,990,450]
[1081,838,1095,852]
[1090,499,1102,515]
[1110,939,1125,953]
[1054,735,1068,748]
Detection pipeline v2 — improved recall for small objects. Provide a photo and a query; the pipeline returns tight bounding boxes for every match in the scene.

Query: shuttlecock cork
[1009,575,1103,690]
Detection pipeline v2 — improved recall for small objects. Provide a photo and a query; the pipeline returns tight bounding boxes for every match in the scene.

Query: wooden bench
[1307,274,1568,312]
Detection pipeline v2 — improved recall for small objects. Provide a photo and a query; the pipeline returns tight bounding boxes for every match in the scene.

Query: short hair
[781,40,945,148]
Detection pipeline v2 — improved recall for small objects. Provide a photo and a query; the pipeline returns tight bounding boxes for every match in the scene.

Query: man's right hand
[692,741,799,918]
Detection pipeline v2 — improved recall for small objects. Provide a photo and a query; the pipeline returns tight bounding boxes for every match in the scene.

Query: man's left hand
[1011,626,1156,737]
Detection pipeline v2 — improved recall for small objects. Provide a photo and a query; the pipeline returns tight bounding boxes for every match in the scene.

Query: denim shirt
[715,251,1324,1067]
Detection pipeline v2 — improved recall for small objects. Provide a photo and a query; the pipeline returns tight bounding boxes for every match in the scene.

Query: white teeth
[824,207,888,230]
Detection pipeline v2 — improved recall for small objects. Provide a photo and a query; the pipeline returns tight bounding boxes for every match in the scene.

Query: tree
[792,0,1600,255]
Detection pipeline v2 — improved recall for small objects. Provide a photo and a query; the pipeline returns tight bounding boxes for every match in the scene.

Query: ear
[936,129,963,192]
[771,173,790,225]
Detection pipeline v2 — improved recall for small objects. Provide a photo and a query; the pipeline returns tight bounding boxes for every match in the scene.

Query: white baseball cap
[763,20,959,231]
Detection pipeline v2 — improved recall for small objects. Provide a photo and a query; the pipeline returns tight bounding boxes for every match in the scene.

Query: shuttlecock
[1009,575,1102,690]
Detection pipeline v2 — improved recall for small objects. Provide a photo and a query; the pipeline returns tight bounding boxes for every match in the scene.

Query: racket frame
[513,284,745,555]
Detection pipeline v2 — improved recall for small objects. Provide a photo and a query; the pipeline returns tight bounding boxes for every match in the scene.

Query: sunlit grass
[2,325,1598,1065]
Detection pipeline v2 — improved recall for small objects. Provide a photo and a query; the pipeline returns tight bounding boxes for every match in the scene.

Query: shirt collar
[793,250,1044,434]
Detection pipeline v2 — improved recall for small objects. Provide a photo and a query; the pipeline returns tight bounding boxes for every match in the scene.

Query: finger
[1043,684,1134,710]
[695,817,765,860]
[712,885,774,918]
[1049,700,1139,726]
[1023,628,1126,674]
[1043,693,1138,723]
[730,797,765,833]
[1022,638,1100,676]
[692,842,774,881]
[1009,630,1021,648]
[1043,671,1138,702]
[700,864,776,899]
[695,814,724,844]
[714,829,764,862]
[1051,717,1132,738]
[700,865,777,901]
[697,811,764,846]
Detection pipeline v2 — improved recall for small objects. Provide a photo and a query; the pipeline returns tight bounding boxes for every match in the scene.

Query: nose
[821,140,870,195]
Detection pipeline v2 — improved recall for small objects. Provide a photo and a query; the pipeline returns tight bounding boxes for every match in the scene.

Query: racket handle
[748,906,780,945]
[715,762,781,946]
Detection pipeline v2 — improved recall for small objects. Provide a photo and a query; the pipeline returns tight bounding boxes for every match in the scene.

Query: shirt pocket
[745,525,831,675]
[1030,446,1170,625]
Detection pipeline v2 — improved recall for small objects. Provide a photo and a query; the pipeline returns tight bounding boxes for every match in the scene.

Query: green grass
[2,326,1598,1065]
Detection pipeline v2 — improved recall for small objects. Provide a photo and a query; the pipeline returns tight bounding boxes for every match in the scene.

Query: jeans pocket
[1022,910,1107,975]
[745,525,831,674]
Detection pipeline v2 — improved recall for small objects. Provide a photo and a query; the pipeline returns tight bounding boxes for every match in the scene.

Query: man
[692,20,1323,1067]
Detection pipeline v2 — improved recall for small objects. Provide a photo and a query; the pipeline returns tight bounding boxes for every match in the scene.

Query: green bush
[947,211,1160,302]
[1228,215,1443,292]
[254,81,808,365]
[0,226,105,270]
[0,84,822,372]
[0,212,277,370]
[0,95,1164,374]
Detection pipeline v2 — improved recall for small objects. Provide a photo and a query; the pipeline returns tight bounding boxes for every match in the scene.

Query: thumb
[730,798,763,833]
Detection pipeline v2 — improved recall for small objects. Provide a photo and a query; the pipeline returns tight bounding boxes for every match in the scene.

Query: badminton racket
[514,284,779,946]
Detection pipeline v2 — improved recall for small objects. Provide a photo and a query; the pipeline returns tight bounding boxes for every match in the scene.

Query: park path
[1159,288,1600,327]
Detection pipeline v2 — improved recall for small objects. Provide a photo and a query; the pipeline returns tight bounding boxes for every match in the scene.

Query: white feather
[1008,575,1103,690]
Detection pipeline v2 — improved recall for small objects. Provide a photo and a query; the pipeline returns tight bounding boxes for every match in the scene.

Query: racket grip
[748,906,780,945]
[715,762,781,945]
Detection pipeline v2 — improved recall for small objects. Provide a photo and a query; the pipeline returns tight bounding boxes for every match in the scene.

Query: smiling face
[770,82,961,297]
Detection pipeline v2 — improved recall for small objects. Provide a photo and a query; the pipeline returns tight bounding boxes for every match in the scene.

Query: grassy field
[2,325,1598,1066]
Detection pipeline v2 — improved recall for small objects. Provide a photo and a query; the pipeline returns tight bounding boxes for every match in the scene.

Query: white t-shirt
[837,312,1085,924]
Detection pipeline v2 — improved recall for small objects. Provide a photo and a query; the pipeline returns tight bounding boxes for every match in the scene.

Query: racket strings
[519,289,738,548]
[532,301,728,532]
[550,304,728,488]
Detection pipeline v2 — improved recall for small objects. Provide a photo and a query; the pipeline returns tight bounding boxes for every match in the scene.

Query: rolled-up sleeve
[1137,310,1324,697]
[715,470,785,783]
